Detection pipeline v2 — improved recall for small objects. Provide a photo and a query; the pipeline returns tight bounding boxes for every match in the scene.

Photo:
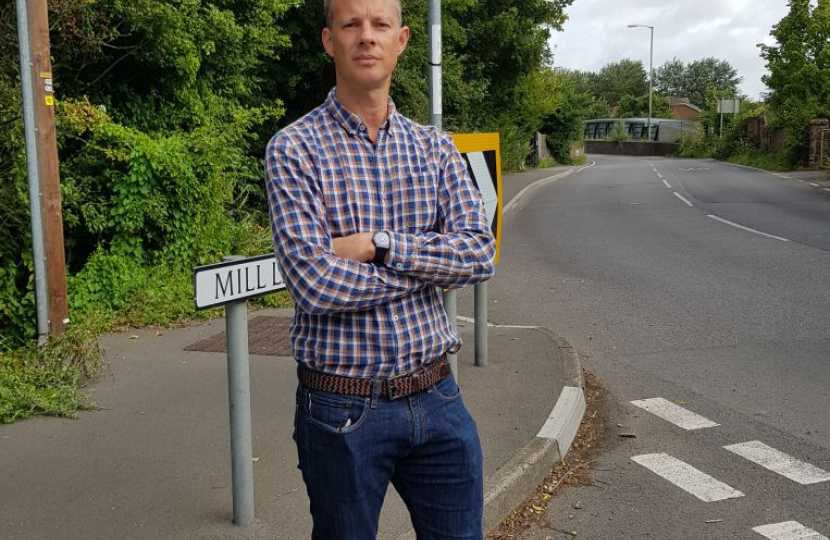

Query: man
[264,0,496,537]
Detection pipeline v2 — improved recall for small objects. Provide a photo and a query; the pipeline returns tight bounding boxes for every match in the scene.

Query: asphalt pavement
[488,155,830,540]
[0,165,585,540]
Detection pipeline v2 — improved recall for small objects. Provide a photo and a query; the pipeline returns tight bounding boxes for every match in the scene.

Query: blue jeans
[294,372,484,540]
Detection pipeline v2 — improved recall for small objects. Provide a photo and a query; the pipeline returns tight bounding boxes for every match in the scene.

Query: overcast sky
[548,0,791,101]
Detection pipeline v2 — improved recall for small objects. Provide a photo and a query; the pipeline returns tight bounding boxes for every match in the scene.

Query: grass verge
[0,311,108,423]
[725,151,790,172]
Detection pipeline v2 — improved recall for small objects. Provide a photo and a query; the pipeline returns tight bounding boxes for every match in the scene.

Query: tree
[616,93,671,119]
[759,0,830,164]
[653,58,685,96]
[594,59,647,106]
[685,58,742,105]
[540,69,610,162]
[653,57,742,107]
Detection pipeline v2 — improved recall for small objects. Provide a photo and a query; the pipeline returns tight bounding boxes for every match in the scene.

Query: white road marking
[753,521,829,540]
[824,188,830,193]
[662,178,671,188]
[657,172,664,179]
[503,161,595,215]
[456,315,539,329]
[810,182,821,187]
[673,192,694,207]
[631,397,718,430]
[798,179,805,183]
[725,441,830,485]
[707,215,790,242]
[631,453,744,502]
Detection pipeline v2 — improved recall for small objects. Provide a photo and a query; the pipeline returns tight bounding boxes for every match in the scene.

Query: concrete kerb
[395,329,586,540]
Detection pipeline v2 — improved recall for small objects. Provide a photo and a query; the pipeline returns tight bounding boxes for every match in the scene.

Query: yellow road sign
[451,133,502,264]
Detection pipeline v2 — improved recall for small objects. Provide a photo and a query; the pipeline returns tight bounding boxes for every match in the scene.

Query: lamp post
[628,24,653,140]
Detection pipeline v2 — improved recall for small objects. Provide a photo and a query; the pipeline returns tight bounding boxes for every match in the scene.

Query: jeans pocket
[306,390,369,434]
[431,374,461,402]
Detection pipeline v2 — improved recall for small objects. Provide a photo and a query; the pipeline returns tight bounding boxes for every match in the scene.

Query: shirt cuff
[387,231,414,272]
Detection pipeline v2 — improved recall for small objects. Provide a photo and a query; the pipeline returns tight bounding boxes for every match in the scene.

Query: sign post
[222,256,254,526]
[193,254,286,525]
[717,98,740,138]
[451,133,503,368]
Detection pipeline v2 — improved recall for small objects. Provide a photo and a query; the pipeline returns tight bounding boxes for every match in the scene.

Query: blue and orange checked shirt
[265,89,496,378]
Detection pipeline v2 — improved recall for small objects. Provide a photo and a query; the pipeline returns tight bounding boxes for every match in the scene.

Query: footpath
[0,165,585,540]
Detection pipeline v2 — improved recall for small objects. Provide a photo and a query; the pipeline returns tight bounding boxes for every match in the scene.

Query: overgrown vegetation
[0,310,107,423]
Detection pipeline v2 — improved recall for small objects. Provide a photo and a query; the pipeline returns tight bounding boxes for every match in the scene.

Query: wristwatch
[371,231,390,265]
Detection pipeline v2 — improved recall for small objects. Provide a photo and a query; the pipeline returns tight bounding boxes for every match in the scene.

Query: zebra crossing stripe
[630,397,719,430]
[753,521,829,540]
[724,441,830,485]
[631,453,744,502]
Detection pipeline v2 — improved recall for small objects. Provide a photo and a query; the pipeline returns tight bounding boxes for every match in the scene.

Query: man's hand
[333,233,375,263]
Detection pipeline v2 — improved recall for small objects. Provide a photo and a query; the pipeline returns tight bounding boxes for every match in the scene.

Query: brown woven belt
[298,355,450,400]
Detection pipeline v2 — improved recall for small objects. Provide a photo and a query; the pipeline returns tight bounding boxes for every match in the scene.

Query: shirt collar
[324,87,398,137]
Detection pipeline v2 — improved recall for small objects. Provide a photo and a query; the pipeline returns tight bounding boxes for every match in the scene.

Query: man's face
[322,0,409,93]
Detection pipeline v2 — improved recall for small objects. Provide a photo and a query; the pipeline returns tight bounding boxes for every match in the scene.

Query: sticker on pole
[194,254,286,310]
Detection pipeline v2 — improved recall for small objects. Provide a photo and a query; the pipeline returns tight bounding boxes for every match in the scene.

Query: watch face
[374,232,390,249]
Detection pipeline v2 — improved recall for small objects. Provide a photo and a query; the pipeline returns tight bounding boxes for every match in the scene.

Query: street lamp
[628,24,653,140]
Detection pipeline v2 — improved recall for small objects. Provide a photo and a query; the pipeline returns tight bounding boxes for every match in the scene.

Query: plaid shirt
[265,89,495,378]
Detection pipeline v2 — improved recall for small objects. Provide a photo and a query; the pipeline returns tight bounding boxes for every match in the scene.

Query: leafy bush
[675,133,714,158]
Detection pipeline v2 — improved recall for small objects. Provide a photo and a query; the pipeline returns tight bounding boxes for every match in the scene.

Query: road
[466,155,830,540]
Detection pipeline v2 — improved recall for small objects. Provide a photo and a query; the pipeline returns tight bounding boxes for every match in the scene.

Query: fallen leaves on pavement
[487,371,604,540]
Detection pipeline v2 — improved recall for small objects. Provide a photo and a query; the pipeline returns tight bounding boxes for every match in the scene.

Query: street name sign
[194,254,286,310]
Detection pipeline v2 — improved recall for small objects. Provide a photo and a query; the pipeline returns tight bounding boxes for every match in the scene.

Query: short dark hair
[324,0,402,29]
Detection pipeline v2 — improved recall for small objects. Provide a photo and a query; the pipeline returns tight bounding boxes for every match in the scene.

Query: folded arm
[266,135,427,315]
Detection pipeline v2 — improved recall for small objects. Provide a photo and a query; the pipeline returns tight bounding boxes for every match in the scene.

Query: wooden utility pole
[23,0,69,337]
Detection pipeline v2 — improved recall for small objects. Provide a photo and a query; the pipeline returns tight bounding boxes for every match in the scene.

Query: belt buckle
[386,372,409,400]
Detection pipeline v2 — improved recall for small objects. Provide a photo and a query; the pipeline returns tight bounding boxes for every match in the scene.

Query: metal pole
[647,26,653,141]
[223,258,254,526]
[428,0,459,378]
[474,282,487,366]
[428,0,442,128]
[15,0,49,345]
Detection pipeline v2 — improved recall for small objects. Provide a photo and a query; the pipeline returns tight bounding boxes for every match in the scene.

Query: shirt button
[359,125,366,131]
[396,263,403,269]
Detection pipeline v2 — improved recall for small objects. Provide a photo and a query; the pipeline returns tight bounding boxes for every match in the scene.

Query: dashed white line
[662,178,671,188]
[798,179,805,183]
[725,441,830,485]
[753,521,829,540]
[657,172,664,179]
[631,453,745,502]
[824,188,830,193]
[631,397,718,430]
[810,182,821,187]
[707,215,790,242]
[673,192,694,207]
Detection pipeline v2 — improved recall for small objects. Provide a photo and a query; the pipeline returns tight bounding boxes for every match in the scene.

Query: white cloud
[549,0,791,100]
[685,18,732,35]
